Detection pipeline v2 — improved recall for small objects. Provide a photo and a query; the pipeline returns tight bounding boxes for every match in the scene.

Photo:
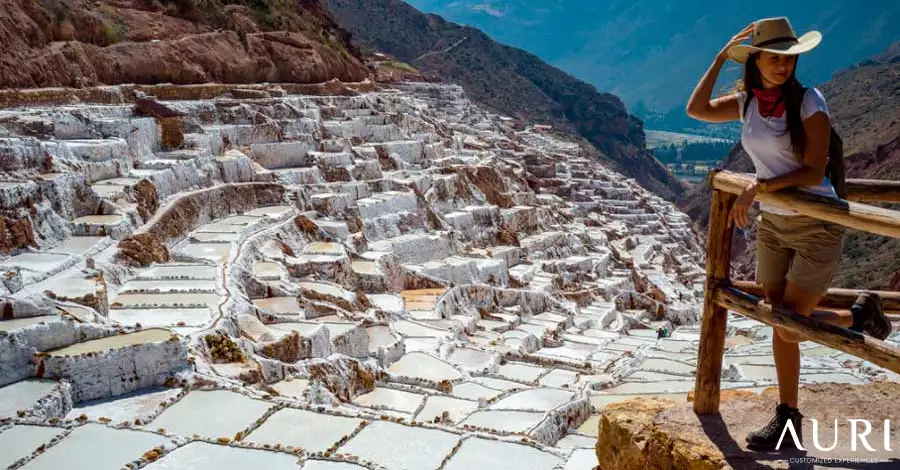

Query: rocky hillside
[326,0,685,201]
[0,0,367,88]
[679,42,900,290]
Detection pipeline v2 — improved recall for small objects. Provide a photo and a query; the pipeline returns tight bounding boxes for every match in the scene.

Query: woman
[686,17,891,451]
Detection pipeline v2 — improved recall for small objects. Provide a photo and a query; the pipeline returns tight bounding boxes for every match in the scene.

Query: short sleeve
[736,91,747,123]
[801,87,829,120]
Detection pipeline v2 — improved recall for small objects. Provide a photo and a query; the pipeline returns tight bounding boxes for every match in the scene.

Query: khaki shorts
[755,212,846,294]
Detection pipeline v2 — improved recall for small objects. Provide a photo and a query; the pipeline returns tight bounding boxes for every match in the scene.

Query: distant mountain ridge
[327,0,685,201]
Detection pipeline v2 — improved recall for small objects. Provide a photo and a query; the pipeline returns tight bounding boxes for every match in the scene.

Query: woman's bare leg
[772,282,854,408]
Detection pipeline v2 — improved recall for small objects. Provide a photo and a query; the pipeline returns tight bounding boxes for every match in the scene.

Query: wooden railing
[693,170,900,415]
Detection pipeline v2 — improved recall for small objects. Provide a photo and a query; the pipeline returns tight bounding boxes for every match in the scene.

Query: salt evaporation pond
[140,264,217,279]
[66,387,182,422]
[338,421,459,470]
[109,308,212,328]
[147,390,273,438]
[304,462,369,470]
[0,380,58,418]
[143,442,298,470]
[0,315,57,332]
[179,243,232,263]
[119,279,216,293]
[48,328,171,356]
[451,382,505,401]
[245,205,294,217]
[0,425,65,469]
[490,388,574,412]
[50,236,104,255]
[387,352,462,382]
[246,408,361,452]
[538,369,578,388]
[354,387,426,414]
[498,362,547,382]
[112,292,220,308]
[461,410,545,433]
[563,448,597,470]
[414,395,478,423]
[17,424,167,470]
[443,437,562,470]
[0,252,69,274]
[366,326,398,351]
[252,297,302,315]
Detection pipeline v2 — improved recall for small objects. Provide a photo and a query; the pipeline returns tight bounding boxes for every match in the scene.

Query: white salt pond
[563,448,597,470]
[109,308,212,328]
[190,232,240,243]
[367,294,404,313]
[147,390,273,438]
[303,242,346,256]
[393,320,447,338]
[48,328,171,356]
[66,387,182,422]
[451,381,505,401]
[252,296,302,315]
[179,243,232,262]
[490,388,574,412]
[271,378,310,399]
[354,387,425,414]
[414,395,478,423]
[0,315,58,332]
[49,236,104,255]
[140,264,216,279]
[17,424,167,470]
[577,415,601,437]
[246,205,294,218]
[143,442,298,470]
[556,433,597,450]
[539,369,578,388]
[246,408,361,452]
[71,214,123,225]
[338,421,459,470]
[461,410,545,433]
[387,352,462,382]
[252,261,286,279]
[304,462,369,470]
[0,252,69,274]
[366,326,398,351]
[119,279,216,293]
[443,437,562,470]
[112,292,220,308]
[0,425,65,469]
[498,362,547,383]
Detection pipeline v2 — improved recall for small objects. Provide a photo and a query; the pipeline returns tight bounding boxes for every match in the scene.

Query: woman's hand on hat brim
[719,23,755,61]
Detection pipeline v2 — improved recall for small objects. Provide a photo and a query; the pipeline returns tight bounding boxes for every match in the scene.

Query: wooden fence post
[693,183,736,415]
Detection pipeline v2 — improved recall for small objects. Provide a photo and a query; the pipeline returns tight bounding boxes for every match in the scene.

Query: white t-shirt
[737,87,838,216]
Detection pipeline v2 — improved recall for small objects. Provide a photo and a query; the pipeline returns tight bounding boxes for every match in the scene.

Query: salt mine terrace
[0,81,896,470]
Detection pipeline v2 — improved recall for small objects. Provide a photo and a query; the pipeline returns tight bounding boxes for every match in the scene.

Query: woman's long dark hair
[743,53,807,157]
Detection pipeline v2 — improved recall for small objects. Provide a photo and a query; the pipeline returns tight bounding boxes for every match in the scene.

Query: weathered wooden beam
[693,186,736,415]
[711,171,900,239]
[731,280,900,311]
[715,287,900,374]
[846,179,900,203]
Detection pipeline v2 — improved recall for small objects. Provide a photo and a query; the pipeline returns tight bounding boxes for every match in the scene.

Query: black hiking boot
[850,292,892,340]
[746,403,803,451]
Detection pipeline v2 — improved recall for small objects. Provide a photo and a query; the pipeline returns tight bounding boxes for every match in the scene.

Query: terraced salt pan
[0,315,57,332]
[252,296,302,315]
[190,232,241,243]
[367,294,404,313]
[538,369,578,388]
[472,376,530,392]
[400,288,445,311]
[271,378,310,399]
[451,382,505,401]
[354,387,425,414]
[71,214,122,224]
[533,342,596,361]
[253,261,286,279]
[444,437,563,470]
[119,279,216,293]
[140,264,216,279]
[18,424,168,470]
[0,425,66,469]
[387,352,462,382]
[556,433,597,450]
[351,260,379,275]
[49,236,104,255]
[589,393,688,410]
[339,421,459,470]
[246,205,294,217]
[563,448,597,470]
[499,363,547,383]
[449,347,495,370]
[367,326,398,351]
[179,243,232,262]
[393,320,448,338]
[603,380,756,394]
[109,308,212,328]
[112,292,220,308]
[48,328,171,356]
[461,410,545,433]
[143,442,298,470]
[0,252,70,274]
[66,387,182,422]
[414,395,478,423]
[304,462,369,470]
[636,357,696,375]
[577,415,601,437]
[304,242,346,255]
[491,388,574,411]
[247,408,361,452]
[147,390,273,438]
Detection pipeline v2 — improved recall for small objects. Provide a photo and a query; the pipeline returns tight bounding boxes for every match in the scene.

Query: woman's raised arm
[686,24,754,123]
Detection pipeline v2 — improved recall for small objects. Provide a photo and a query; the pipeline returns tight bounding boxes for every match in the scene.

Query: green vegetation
[382,60,417,73]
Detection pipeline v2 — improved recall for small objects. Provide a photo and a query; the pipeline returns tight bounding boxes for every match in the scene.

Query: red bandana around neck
[752,87,786,119]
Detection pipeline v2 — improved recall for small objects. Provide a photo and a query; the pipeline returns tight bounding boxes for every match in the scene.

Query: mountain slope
[0,0,367,88]
[406,0,900,117]
[326,0,685,201]
[679,42,900,290]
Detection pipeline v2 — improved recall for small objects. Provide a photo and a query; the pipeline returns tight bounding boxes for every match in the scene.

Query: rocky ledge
[596,382,900,470]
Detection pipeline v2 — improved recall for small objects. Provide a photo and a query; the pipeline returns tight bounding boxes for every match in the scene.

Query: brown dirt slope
[0,0,367,88]
[678,42,900,290]
[326,0,685,202]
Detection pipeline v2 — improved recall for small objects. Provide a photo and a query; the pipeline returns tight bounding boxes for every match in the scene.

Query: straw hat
[728,17,822,64]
